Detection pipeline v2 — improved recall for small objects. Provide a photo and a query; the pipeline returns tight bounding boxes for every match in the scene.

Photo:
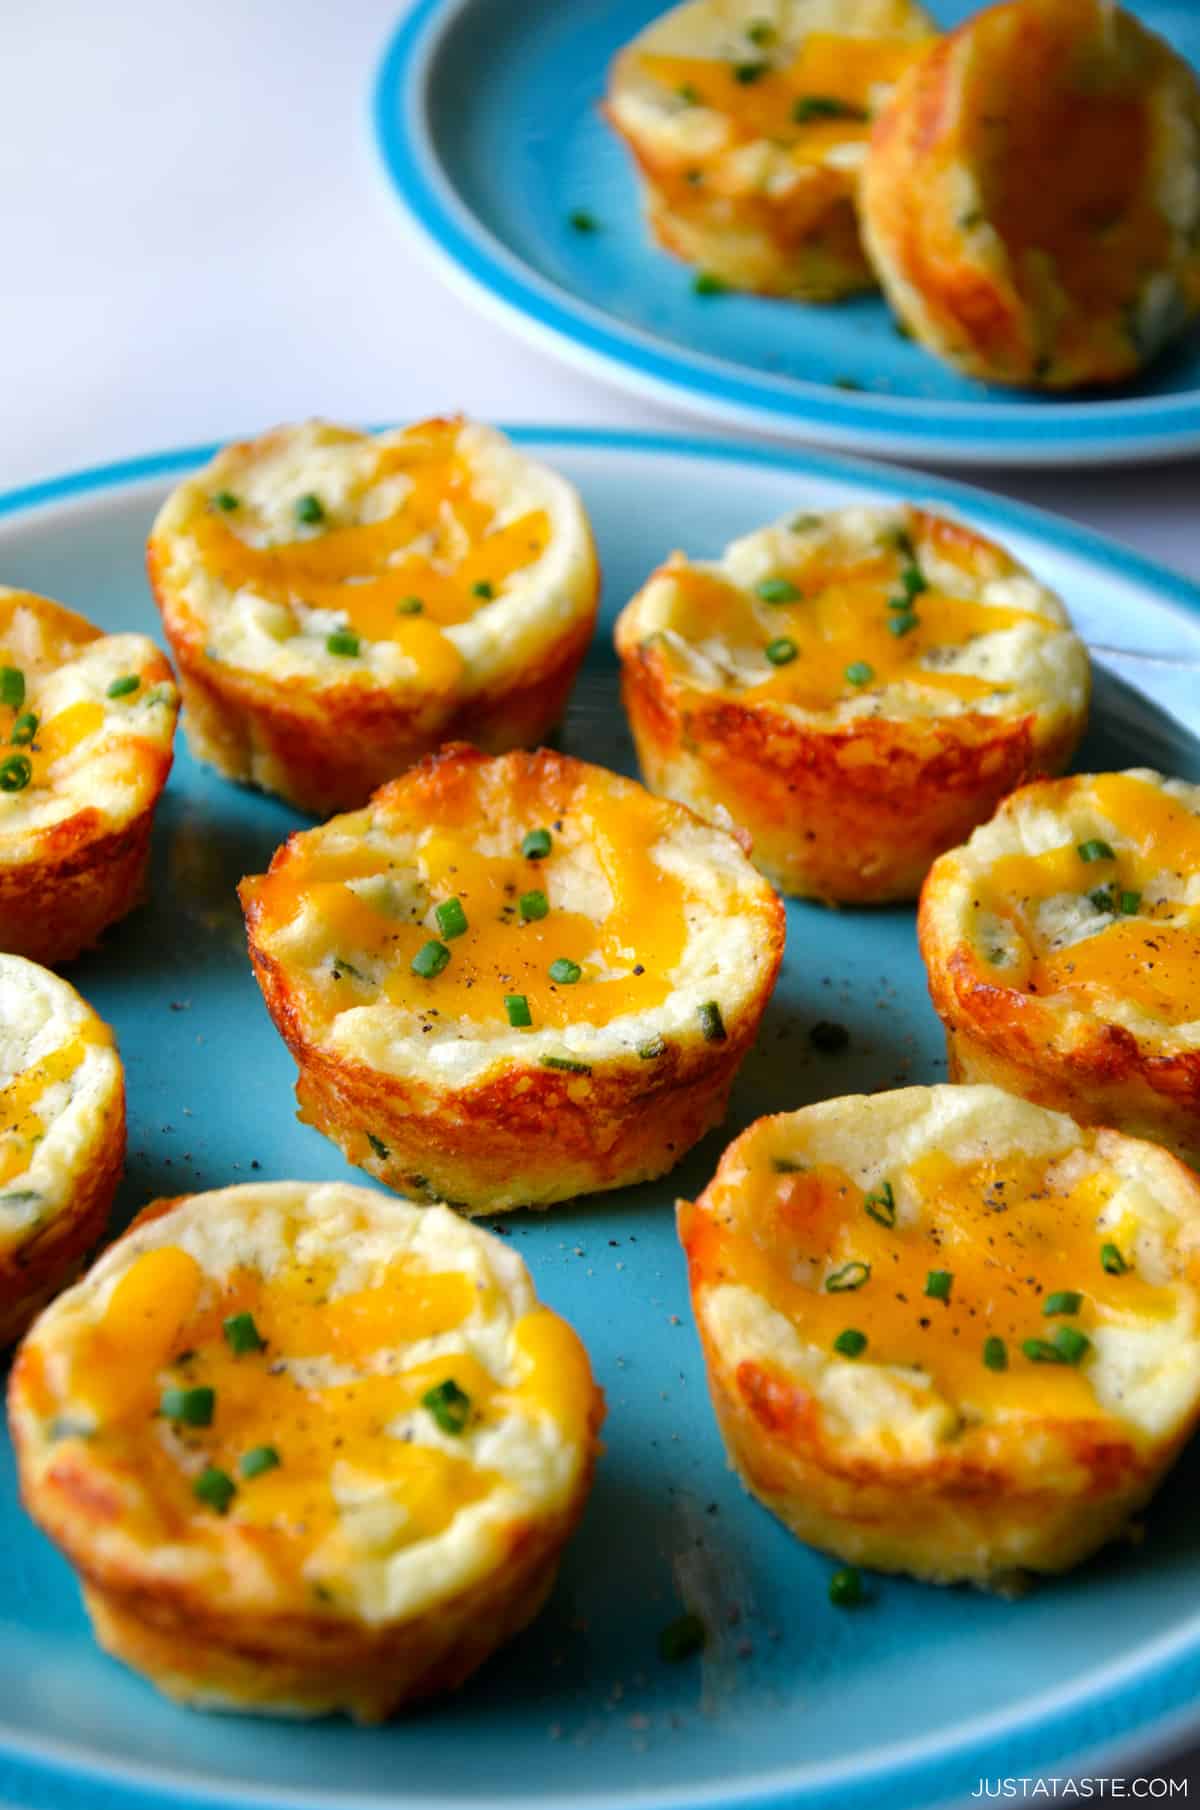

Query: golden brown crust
[241,743,786,1212]
[860,0,1200,388]
[29,1441,596,1722]
[0,802,161,967]
[0,1079,124,1348]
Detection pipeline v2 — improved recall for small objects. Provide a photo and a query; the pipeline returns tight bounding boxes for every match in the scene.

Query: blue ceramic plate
[373,0,1200,467]
[0,429,1199,1810]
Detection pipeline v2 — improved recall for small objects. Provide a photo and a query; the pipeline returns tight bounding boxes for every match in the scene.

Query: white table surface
[1,0,1198,1801]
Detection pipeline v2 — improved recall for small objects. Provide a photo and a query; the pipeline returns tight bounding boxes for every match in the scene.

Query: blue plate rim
[0,426,1198,1810]
[370,0,1200,469]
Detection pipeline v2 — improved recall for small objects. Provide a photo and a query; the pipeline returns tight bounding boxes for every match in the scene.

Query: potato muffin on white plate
[9,1181,603,1721]
[146,418,600,817]
[614,501,1088,903]
[679,1083,1200,1589]
[861,0,1200,388]
[239,744,785,1215]
[0,586,178,966]
[606,0,935,299]
[920,769,1200,1171]
[0,954,124,1346]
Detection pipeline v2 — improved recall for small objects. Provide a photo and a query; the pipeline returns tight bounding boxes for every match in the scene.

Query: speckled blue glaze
[373,0,1200,465]
[0,430,1197,1810]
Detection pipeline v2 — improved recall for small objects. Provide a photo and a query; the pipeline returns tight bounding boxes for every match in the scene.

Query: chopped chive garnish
[901,565,929,599]
[326,630,359,657]
[549,957,582,985]
[659,1611,706,1662]
[698,1000,726,1043]
[1043,1290,1082,1317]
[925,1269,953,1302]
[833,1327,867,1357]
[1089,887,1114,913]
[1077,839,1115,863]
[791,512,821,532]
[678,82,700,104]
[505,994,532,1027]
[519,889,549,922]
[888,611,920,637]
[223,1311,266,1355]
[211,490,239,512]
[295,493,324,525]
[522,827,552,860]
[827,1261,870,1293]
[240,1445,280,1479]
[863,1180,895,1228]
[541,1055,592,1075]
[435,897,469,940]
[1119,890,1142,915]
[569,208,598,232]
[1101,1242,1129,1275]
[1054,1325,1090,1365]
[638,1033,667,1060]
[423,1378,471,1435]
[367,1132,389,1159]
[1022,1338,1062,1364]
[411,939,450,978]
[0,668,24,709]
[0,754,32,792]
[193,1465,236,1514]
[396,595,424,615]
[756,577,800,604]
[765,637,798,666]
[161,1385,214,1426]
[772,1157,805,1174]
[9,713,37,746]
[983,1336,1008,1371]
[732,60,766,83]
[845,661,874,687]
[106,673,140,699]
[746,18,774,45]
[828,1565,864,1606]
[792,95,867,123]
[472,579,495,600]
[810,1019,849,1053]
[693,271,727,296]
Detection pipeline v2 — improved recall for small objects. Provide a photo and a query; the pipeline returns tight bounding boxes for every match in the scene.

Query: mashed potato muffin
[861,0,1200,388]
[240,744,785,1214]
[9,1181,603,1720]
[0,587,178,965]
[615,502,1088,903]
[680,1083,1200,1588]
[920,770,1200,1170]
[606,0,934,298]
[0,955,124,1346]
[147,419,600,816]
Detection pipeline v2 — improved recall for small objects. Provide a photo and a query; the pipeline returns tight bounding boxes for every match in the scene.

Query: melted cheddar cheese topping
[971,774,1200,1031]
[0,589,177,837]
[245,763,694,1038]
[631,506,1083,720]
[22,1187,597,1615]
[641,31,920,164]
[0,1019,111,1191]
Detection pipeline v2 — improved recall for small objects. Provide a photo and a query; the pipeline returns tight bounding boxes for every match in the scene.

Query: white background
[0,0,1197,1799]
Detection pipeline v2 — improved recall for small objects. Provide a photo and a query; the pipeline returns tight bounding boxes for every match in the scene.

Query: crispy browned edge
[146,458,602,818]
[601,48,875,300]
[8,1188,604,1720]
[239,743,787,1213]
[677,1118,1200,1586]
[860,0,1200,389]
[917,791,1200,1170]
[0,611,175,967]
[613,509,1088,904]
[0,1071,125,1348]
